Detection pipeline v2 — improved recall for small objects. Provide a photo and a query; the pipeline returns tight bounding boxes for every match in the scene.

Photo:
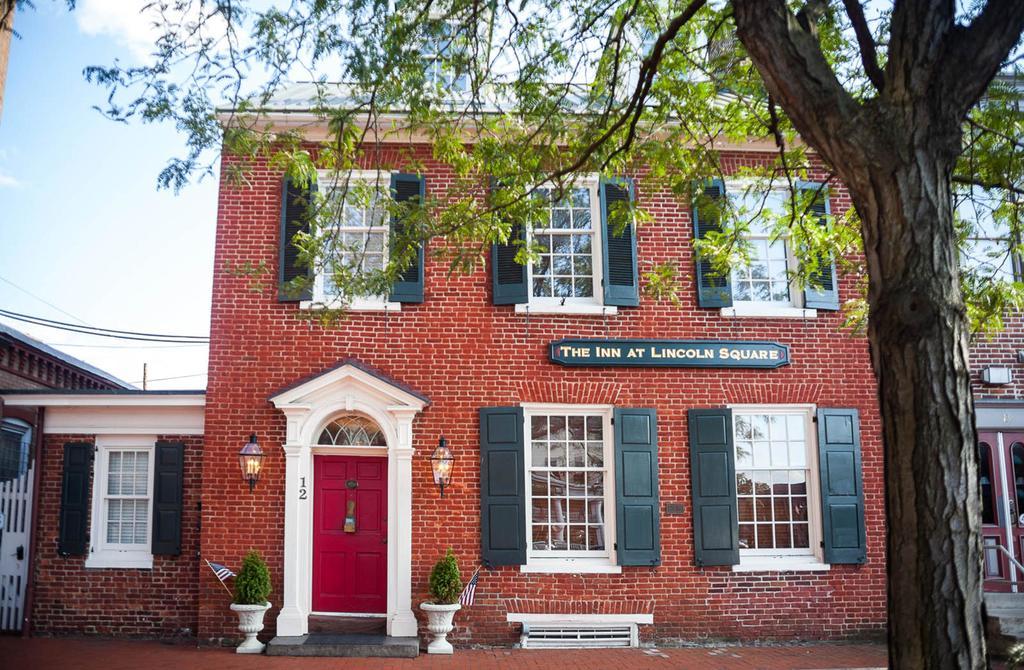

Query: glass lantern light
[430,436,455,497]
[238,434,264,492]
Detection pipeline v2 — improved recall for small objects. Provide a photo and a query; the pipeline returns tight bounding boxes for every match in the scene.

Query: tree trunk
[856,131,987,669]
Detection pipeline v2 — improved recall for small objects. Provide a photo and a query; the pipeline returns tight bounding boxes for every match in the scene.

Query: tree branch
[732,0,862,170]
[953,174,1024,198]
[939,0,1024,120]
[842,0,885,92]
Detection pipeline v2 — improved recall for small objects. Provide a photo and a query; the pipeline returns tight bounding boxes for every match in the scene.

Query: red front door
[312,455,388,613]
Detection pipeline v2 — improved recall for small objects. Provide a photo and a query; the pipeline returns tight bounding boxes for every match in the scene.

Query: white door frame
[270,362,427,638]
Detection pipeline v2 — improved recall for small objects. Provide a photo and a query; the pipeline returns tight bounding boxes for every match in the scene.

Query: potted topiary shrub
[419,548,463,654]
[229,550,272,654]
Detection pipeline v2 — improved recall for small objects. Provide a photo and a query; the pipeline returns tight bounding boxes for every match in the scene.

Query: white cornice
[1,393,205,407]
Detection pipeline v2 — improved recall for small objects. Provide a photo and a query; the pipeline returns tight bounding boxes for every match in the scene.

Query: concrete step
[266,633,419,658]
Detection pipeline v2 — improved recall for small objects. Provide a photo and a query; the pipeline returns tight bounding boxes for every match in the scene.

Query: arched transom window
[318,415,387,447]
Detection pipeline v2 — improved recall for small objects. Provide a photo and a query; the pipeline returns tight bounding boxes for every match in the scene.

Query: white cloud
[76,0,162,61]
[0,172,23,188]
[76,0,233,63]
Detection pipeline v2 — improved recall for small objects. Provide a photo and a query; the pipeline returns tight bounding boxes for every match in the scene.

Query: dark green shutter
[692,180,732,308]
[613,408,660,566]
[601,178,640,307]
[799,183,840,311]
[489,180,529,305]
[817,408,867,564]
[689,409,739,566]
[152,441,185,556]
[389,173,426,303]
[278,176,316,302]
[480,407,527,566]
[58,442,93,556]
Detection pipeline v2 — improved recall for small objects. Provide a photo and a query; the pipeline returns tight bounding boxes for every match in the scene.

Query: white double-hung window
[523,405,618,573]
[731,406,827,571]
[86,436,155,569]
[521,178,609,315]
[721,182,818,318]
[313,171,397,311]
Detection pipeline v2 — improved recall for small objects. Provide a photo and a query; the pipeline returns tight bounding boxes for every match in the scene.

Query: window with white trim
[87,437,155,569]
[524,179,607,314]
[733,407,822,565]
[422,21,470,96]
[525,407,616,571]
[728,186,799,307]
[313,171,394,309]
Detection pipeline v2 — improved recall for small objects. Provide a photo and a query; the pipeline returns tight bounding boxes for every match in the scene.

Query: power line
[0,308,209,343]
[47,342,209,350]
[128,372,208,384]
[0,274,93,326]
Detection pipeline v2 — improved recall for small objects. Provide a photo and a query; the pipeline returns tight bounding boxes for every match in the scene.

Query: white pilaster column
[277,409,311,637]
[389,409,418,637]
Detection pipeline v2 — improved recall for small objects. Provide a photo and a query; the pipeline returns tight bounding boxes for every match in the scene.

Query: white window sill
[521,560,621,574]
[720,305,817,319]
[507,612,654,625]
[732,557,830,573]
[85,551,154,570]
[300,300,402,312]
[516,303,618,316]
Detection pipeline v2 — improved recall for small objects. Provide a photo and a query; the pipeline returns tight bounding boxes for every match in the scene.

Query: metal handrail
[985,542,1024,592]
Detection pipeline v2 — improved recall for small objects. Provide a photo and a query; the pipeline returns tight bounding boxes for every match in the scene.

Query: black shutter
[389,173,426,303]
[601,178,640,307]
[613,408,660,566]
[152,441,185,556]
[479,407,527,566]
[689,409,739,566]
[800,183,840,311]
[489,180,529,305]
[58,442,93,556]
[692,180,732,308]
[278,175,315,302]
[817,408,867,564]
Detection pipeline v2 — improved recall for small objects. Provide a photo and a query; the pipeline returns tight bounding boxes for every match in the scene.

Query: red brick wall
[30,434,202,638]
[971,317,1024,401]
[200,145,886,644]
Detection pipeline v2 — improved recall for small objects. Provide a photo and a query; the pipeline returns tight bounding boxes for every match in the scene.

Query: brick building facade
[3,135,889,647]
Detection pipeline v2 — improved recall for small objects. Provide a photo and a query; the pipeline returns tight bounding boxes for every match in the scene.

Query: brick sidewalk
[0,637,888,669]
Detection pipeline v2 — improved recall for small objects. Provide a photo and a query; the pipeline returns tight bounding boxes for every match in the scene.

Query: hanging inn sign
[549,339,791,369]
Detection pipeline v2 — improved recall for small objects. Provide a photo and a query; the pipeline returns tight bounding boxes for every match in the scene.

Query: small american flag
[206,559,236,582]
[458,566,480,606]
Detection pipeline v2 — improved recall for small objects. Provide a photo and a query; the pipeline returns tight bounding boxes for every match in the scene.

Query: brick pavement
[0,637,889,669]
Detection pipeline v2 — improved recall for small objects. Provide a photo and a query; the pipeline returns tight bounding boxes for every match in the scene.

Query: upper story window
[733,408,822,567]
[314,171,397,310]
[422,21,469,96]
[518,177,612,315]
[530,184,600,302]
[959,191,1022,282]
[729,186,798,307]
[525,407,617,572]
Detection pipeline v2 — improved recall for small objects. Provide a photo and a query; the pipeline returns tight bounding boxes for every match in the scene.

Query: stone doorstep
[266,633,419,658]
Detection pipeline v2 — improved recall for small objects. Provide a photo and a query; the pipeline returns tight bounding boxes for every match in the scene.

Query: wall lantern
[239,434,264,492]
[431,436,455,497]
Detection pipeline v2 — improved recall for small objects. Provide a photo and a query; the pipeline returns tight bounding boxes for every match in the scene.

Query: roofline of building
[0,389,206,407]
[0,322,135,389]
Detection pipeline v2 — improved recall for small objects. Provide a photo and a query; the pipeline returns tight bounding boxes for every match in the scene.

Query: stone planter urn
[230,602,272,654]
[420,602,461,654]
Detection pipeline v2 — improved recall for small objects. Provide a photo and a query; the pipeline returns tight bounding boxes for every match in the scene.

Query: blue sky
[0,2,217,389]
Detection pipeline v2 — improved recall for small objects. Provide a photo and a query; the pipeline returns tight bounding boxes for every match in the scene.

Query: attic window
[318,415,387,447]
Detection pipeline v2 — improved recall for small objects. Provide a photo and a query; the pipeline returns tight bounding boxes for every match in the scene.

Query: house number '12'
[299,477,308,500]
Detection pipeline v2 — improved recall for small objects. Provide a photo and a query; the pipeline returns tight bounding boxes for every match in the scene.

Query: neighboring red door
[979,434,1010,591]
[1002,435,1024,590]
[312,455,388,613]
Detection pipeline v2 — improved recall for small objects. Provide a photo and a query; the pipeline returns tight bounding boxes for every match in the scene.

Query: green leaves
[84,1,1023,335]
